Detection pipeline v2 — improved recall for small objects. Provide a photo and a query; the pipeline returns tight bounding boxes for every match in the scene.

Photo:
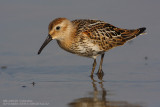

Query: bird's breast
[57,38,103,58]
[71,39,104,58]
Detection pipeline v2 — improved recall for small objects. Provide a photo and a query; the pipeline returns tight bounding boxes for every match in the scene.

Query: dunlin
[38,18,146,75]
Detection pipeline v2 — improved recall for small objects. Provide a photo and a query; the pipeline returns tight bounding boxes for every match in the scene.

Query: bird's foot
[96,69,104,80]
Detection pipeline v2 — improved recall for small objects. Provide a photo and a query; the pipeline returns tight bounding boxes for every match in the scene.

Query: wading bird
[38,18,146,76]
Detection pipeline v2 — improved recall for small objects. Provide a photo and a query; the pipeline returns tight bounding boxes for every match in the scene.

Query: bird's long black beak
[38,34,52,55]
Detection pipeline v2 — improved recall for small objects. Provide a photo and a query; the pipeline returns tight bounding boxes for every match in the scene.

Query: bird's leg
[97,53,105,75]
[91,59,97,76]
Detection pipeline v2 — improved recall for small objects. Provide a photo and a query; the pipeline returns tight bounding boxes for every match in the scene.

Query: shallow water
[1,0,160,107]
[0,62,160,107]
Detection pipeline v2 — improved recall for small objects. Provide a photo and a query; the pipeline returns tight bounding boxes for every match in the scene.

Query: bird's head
[38,18,73,55]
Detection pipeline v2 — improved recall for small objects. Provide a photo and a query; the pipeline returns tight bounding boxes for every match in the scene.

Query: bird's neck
[56,26,77,52]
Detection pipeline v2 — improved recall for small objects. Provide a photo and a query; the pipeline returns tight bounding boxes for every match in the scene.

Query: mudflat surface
[0,1,160,107]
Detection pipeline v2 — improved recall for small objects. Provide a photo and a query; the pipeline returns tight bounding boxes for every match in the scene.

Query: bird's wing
[74,20,123,50]
[77,20,145,51]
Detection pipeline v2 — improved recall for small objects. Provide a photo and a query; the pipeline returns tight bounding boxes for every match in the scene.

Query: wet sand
[0,63,159,107]
[1,1,160,107]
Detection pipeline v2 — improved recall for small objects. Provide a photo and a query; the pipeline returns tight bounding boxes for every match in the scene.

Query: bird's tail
[120,27,146,41]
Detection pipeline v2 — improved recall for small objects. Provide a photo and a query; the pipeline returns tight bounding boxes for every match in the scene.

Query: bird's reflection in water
[68,73,142,107]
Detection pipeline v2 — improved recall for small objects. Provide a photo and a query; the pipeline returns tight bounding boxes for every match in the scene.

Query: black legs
[91,53,105,77]
[97,53,104,74]
[91,59,97,75]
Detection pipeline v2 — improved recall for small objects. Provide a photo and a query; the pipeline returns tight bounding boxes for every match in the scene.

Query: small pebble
[1,66,7,69]
[144,56,148,60]
[22,86,27,88]
[31,82,35,86]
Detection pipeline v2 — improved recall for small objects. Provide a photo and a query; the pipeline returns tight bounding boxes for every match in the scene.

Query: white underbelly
[76,42,102,58]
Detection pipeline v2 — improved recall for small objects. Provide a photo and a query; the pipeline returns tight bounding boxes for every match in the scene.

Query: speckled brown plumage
[72,19,145,52]
[38,18,146,75]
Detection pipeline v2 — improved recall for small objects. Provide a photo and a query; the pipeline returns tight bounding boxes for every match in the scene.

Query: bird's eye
[56,26,60,30]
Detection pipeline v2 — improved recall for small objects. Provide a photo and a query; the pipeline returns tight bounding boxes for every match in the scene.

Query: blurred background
[0,0,160,107]
[0,0,159,67]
